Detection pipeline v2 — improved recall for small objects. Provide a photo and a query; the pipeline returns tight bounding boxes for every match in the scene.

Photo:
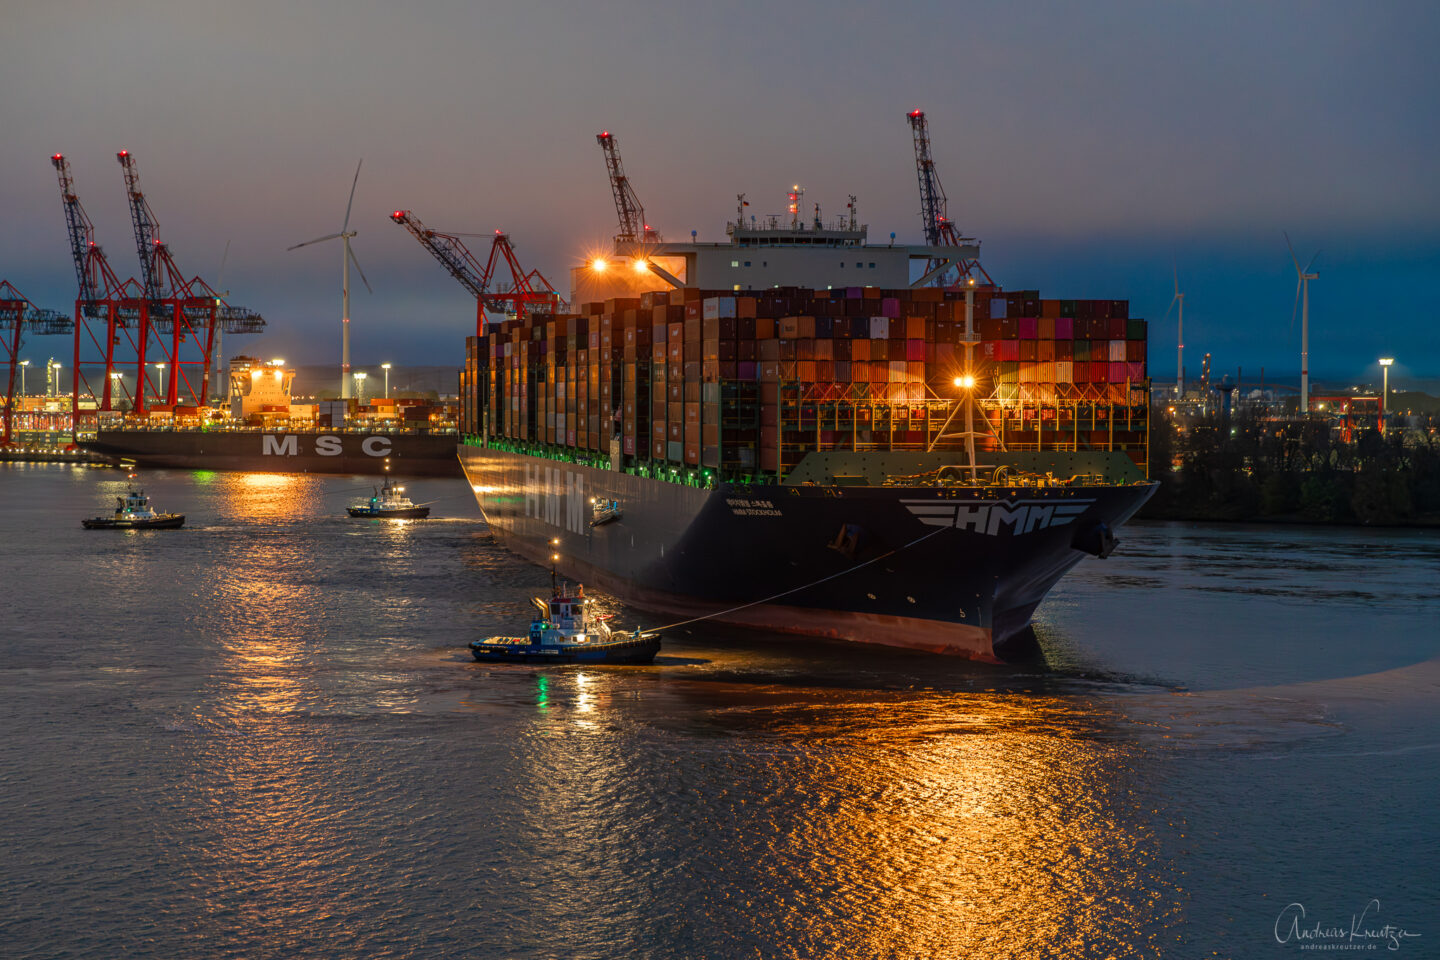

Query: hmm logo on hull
[902,498,1094,535]
[262,435,393,457]
[523,464,586,534]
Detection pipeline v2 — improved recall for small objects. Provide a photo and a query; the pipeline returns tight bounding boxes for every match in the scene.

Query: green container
[1127,319,1147,340]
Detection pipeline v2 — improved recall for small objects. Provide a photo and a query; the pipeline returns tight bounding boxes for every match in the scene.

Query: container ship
[459,210,1156,659]
[81,356,461,477]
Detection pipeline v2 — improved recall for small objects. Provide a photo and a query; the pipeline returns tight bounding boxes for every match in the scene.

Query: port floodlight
[632,258,649,275]
[953,374,975,389]
[591,257,608,273]
[1379,358,1394,367]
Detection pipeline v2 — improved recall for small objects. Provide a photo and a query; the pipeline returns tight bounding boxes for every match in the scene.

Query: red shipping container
[997,339,1020,362]
[1037,340,1056,362]
[1127,361,1146,381]
[1126,340,1145,363]
[1054,317,1074,340]
[905,339,926,362]
[1018,317,1038,339]
[1108,361,1127,382]
[1107,317,1127,339]
[1038,317,1055,340]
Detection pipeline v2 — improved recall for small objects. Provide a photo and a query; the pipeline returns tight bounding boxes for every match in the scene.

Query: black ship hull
[81,429,461,477]
[81,514,185,529]
[460,445,1156,660]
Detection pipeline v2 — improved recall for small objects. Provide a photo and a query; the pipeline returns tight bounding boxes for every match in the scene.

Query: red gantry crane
[52,152,145,421]
[906,109,991,286]
[117,150,264,407]
[0,281,71,446]
[390,210,564,333]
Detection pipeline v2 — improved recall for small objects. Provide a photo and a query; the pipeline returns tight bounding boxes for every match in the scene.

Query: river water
[1,464,1435,959]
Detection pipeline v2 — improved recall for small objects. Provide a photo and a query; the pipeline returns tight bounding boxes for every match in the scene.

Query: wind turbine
[1161,262,1185,398]
[1284,232,1319,414]
[287,160,371,399]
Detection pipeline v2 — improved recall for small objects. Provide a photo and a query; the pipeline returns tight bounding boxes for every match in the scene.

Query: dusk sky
[3,0,1437,388]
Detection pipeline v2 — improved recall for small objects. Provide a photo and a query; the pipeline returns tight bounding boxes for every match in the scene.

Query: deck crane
[596,131,660,248]
[390,210,565,334]
[52,153,141,417]
[1,281,71,446]
[116,150,264,407]
[906,110,991,286]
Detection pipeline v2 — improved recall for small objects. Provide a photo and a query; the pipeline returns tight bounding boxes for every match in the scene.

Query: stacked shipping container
[461,286,1149,481]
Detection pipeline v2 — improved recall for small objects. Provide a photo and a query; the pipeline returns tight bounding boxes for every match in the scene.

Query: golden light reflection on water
[213,472,326,520]
[777,693,1182,957]
[504,679,1183,957]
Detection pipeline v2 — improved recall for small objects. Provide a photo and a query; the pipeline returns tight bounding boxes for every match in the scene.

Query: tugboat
[82,481,185,530]
[347,474,430,519]
[469,580,661,664]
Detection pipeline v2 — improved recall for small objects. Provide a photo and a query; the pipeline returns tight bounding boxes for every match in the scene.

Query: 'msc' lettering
[262,435,298,457]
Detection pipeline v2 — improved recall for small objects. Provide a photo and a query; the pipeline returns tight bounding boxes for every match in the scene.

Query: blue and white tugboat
[347,474,430,519]
[82,481,185,530]
[469,580,661,664]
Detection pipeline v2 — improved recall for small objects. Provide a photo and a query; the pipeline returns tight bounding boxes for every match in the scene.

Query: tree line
[1140,406,1440,525]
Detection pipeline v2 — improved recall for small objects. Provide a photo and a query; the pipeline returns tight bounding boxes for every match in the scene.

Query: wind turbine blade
[1305,250,1321,273]
[1284,231,1302,276]
[343,159,363,233]
[1290,277,1301,333]
[218,239,231,294]
[1161,294,1177,326]
[287,233,342,251]
[1172,261,1179,298]
[349,245,373,294]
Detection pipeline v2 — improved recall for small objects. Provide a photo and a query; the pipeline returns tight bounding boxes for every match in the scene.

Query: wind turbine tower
[288,161,370,399]
[1285,233,1319,414]
[1163,264,1185,398]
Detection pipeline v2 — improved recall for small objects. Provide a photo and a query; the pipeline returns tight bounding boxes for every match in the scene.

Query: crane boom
[596,131,659,246]
[907,109,956,246]
[116,150,167,302]
[391,210,491,300]
[905,110,992,286]
[51,154,122,313]
[391,210,565,330]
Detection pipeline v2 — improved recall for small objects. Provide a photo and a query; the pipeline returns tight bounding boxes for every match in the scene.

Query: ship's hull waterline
[461,444,1156,660]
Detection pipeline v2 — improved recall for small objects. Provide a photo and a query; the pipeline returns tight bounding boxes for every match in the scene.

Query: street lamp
[50,361,62,398]
[19,359,29,395]
[353,370,367,404]
[1379,358,1394,433]
[381,362,391,399]
[154,362,166,403]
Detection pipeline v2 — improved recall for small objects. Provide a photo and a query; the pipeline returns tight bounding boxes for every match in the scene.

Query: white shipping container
[870,317,889,338]
[1108,339,1127,362]
[991,299,1007,319]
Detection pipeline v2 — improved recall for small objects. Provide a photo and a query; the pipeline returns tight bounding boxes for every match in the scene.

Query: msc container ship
[80,357,461,477]
[458,209,1156,660]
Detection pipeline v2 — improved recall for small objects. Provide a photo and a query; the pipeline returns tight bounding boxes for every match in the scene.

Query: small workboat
[82,483,185,530]
[347,475,430,519]
[589,497,622,527]
[469,580,660,664]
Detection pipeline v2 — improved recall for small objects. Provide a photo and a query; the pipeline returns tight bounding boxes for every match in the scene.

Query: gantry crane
[391,210,565,333]
[0,281,71,445]
[116,150,263,407]
[52,153,142,418]
[906,109,991,286]
[596,131,660,248]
